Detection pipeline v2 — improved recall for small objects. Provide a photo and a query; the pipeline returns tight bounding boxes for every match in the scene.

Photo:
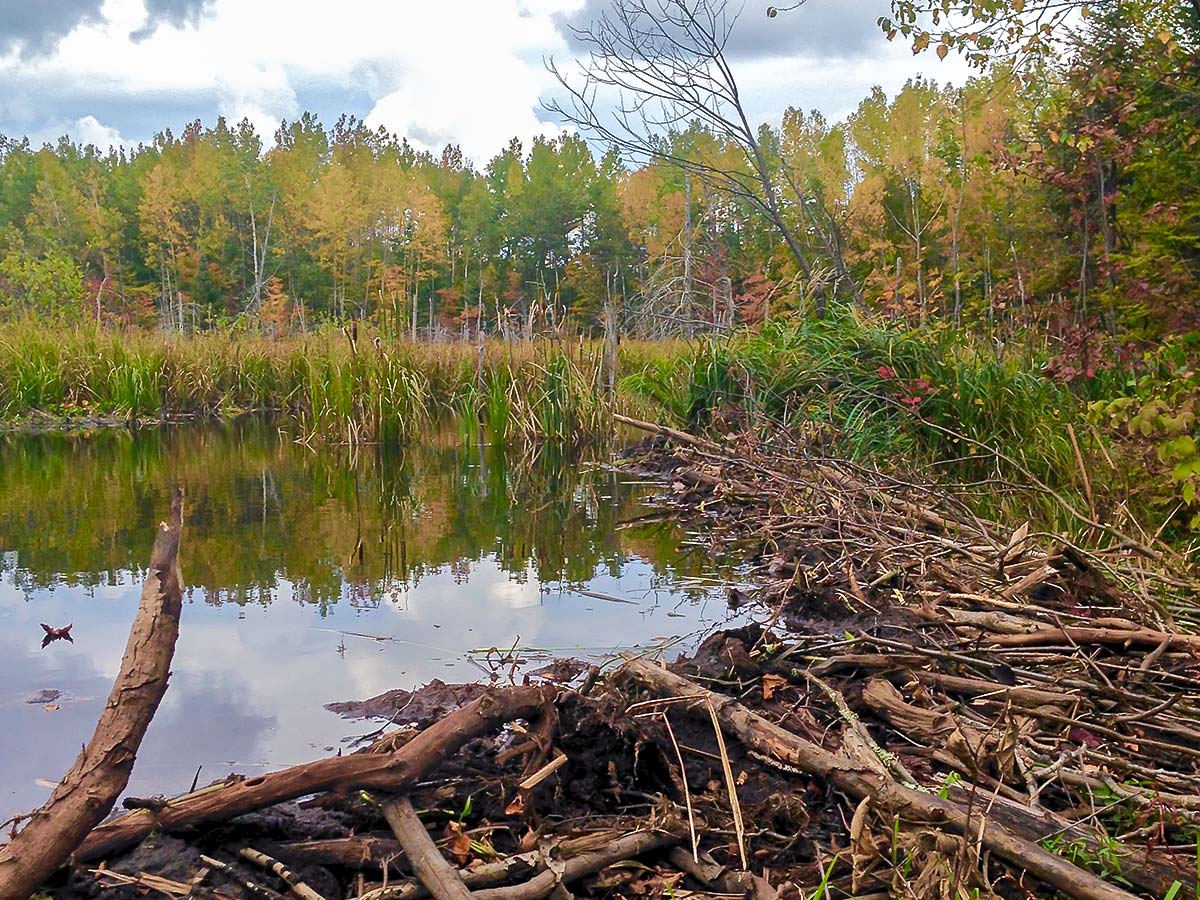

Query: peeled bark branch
[0,486,185,900]
[381,798,473,900]
[74,683,557,863]
[986,625,1200,652]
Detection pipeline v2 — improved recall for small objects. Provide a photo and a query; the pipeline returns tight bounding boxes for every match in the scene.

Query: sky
[0,0,970,166]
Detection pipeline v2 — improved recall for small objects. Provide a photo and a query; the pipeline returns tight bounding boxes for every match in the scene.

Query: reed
[0,320,684,446]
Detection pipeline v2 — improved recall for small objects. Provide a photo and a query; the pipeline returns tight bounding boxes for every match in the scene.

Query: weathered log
[0,487,185,900]
[943,785,1197,899]
[985,626,1200,653]
[74,683,558,863]
[381,798,472,900]
[619,654,1141,900]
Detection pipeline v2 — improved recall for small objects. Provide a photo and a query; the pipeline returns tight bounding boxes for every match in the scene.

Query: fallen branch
[199,854,287,900]
[239,847,328,900]
[356,833,637,900]
[74,684,558,862]
[472,830,678,900]
[614,414,715,450]
[985,625,1200,653]
[668,847,778,900]
[0,486,185,900]
[261,837,403,872]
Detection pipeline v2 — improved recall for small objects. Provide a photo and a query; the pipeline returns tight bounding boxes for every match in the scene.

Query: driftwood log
[619,654,1145,900]
[74,683,558,863]
[0,486,185,900]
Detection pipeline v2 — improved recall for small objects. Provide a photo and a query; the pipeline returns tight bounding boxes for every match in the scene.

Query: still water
[0,422,735,821]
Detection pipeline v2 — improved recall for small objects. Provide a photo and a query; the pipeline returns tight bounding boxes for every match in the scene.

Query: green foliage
[0,237,84,320]
[1089,337,1200,530]
[1041,833,1133,888]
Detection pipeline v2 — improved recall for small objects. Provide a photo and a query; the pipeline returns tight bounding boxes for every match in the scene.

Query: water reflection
[0,422,733,820]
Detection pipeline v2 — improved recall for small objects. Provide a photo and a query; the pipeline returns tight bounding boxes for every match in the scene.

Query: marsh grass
[0,314,1105,526]
[0,321,681,446]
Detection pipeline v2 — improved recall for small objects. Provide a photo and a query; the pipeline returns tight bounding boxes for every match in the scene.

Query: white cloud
[215,61,298,143]
[73,114,128,149]
[0,0,969,163]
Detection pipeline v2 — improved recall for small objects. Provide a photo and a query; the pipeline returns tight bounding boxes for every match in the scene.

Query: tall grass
[0,321,682,446]
[0,314,1155,534]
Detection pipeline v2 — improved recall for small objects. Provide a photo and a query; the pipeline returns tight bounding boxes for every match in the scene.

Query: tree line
[0,0,1194,342]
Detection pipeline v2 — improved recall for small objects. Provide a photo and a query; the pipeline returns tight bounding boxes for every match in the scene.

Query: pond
[0,422,739,823]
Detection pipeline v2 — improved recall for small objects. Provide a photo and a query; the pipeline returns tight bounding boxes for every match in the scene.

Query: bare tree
[546,0,833,317]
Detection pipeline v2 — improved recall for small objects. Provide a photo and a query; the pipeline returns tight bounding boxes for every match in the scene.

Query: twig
[238,848,328,900]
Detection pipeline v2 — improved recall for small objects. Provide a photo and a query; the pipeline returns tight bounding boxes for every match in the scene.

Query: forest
[1,0,1196,543]
[0,1,1193,340]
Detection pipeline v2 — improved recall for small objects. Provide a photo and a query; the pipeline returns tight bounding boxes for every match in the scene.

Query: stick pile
[611,415,1200,899]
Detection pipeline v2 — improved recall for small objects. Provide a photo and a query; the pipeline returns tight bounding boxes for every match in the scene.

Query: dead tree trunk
[0,487,185,900]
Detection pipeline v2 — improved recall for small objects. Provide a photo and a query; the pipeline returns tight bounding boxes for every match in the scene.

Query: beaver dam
[2,416,1199,900]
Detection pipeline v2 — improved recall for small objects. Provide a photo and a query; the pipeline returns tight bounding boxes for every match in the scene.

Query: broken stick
[239,847,328,900]
[381,798,472,900]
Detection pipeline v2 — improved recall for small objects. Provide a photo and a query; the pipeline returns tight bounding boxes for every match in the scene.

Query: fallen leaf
[40,623,74,649]
[762,673,788,701]
[443,821,472,865]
